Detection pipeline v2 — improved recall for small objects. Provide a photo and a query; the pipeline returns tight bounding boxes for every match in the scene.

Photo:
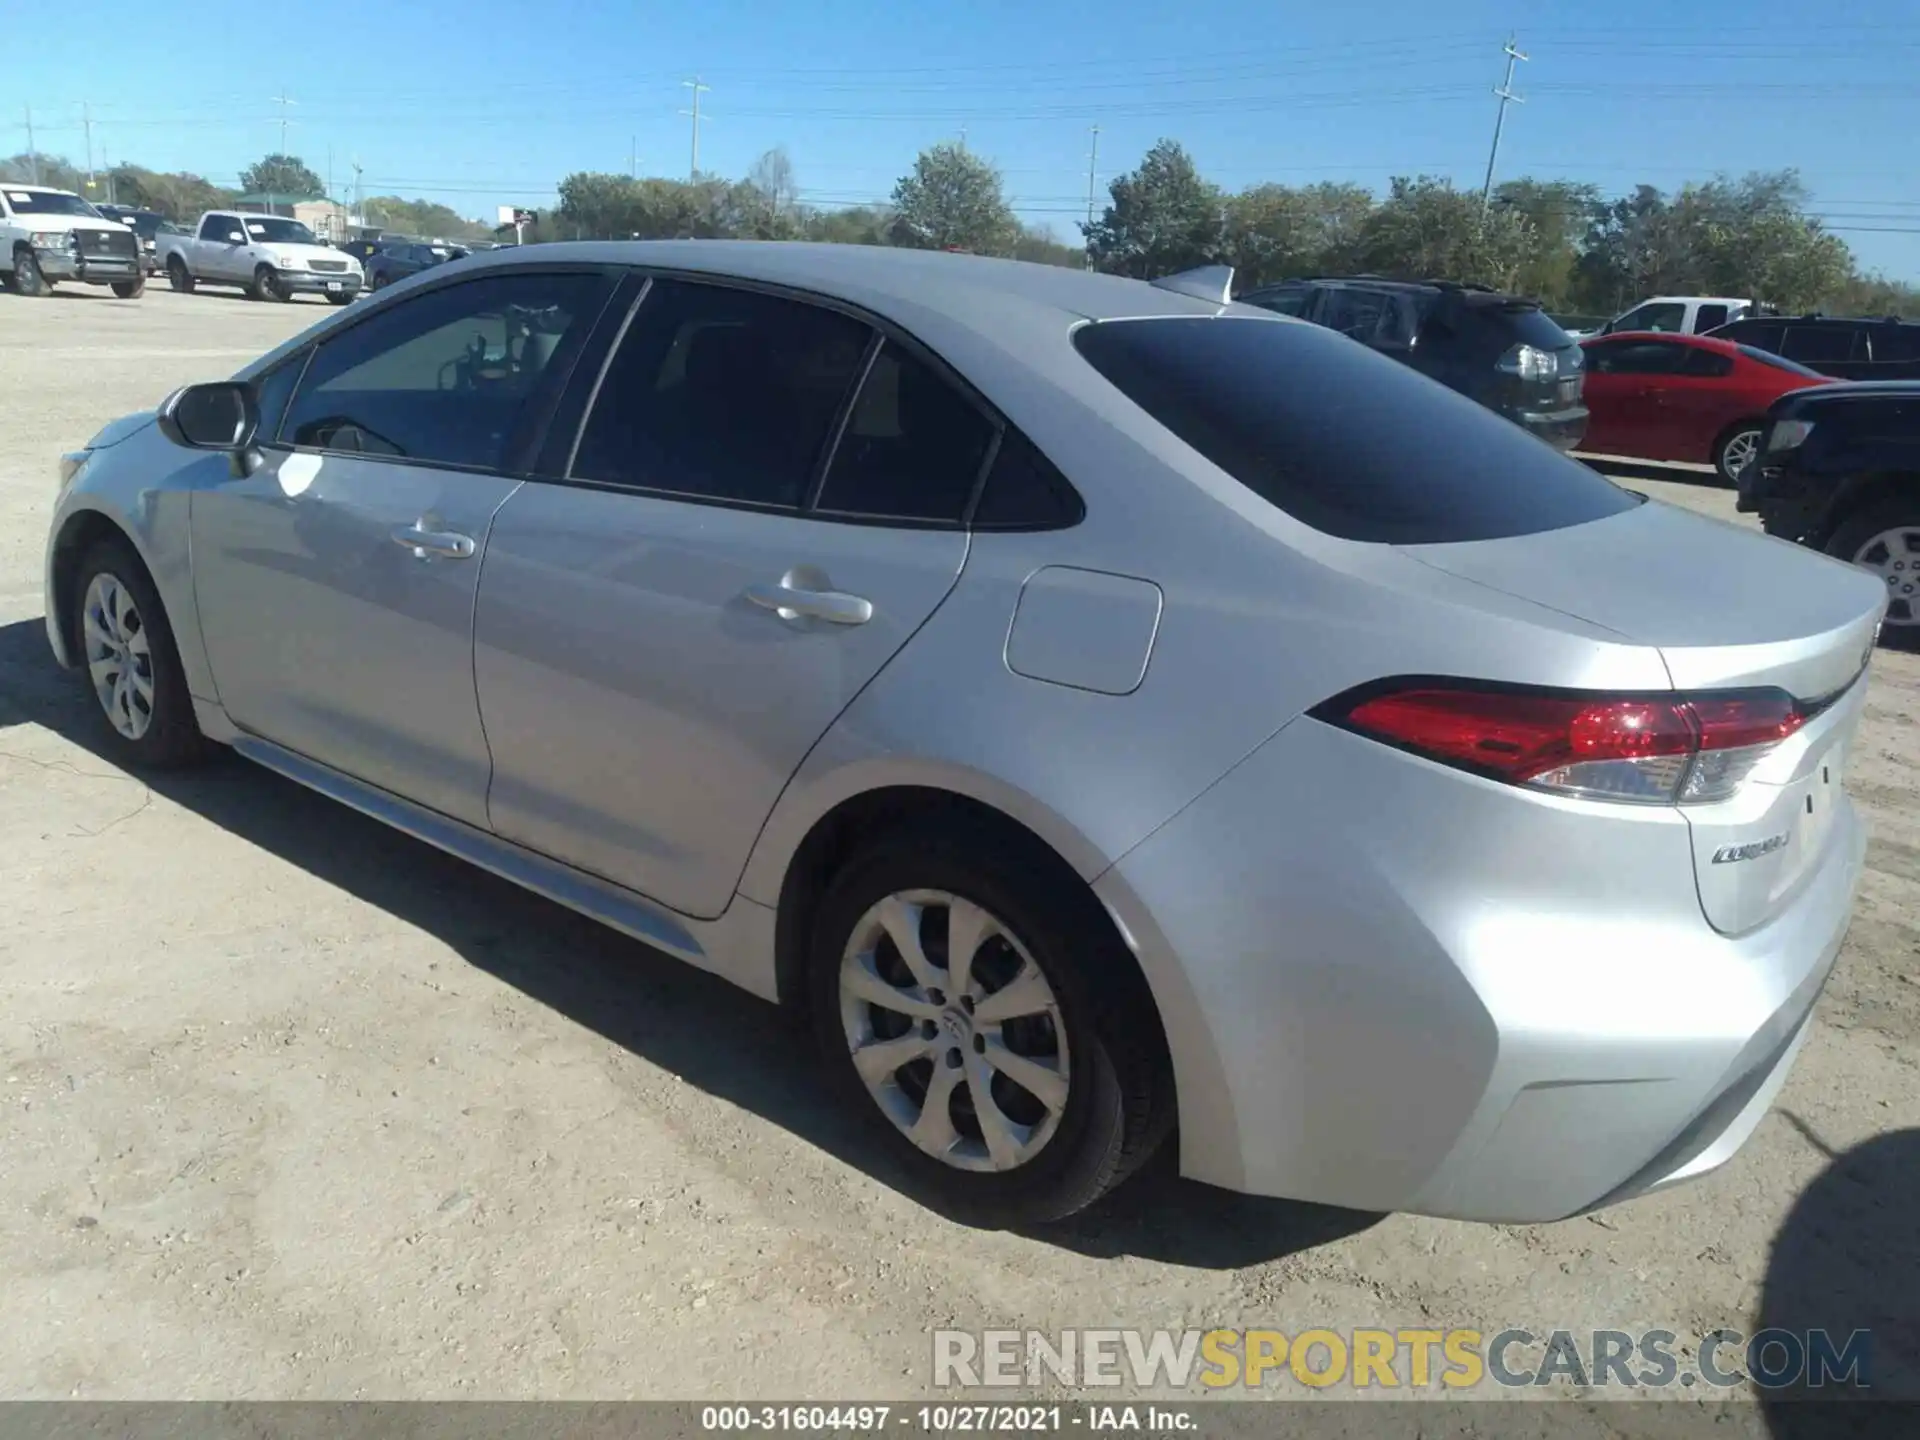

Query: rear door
[473,276,989,919]
[191,266,613,825]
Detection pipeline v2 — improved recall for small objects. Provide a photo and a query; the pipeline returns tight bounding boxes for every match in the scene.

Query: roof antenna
[1151,264,1234,305]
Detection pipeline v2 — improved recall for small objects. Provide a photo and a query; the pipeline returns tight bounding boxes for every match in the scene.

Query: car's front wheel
[9,247,52,297]
[250,265,285,302]
[809,825,1170,1225]
[71,537,215,768]
[111,273,146,299]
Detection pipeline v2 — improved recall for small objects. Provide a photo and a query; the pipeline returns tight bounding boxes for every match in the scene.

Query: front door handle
[390,523,477,560]
[746,576,873,626]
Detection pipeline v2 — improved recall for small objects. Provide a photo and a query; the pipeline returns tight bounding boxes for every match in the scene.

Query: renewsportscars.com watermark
[933,1327,1873,1392]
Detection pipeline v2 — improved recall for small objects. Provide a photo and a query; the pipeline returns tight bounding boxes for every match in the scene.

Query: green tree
[888,143,1019,253]
[1491,179,1602,306]
[1083,139,1225,278]
[805,205,892,247]
[1355,176,1536,289]
[1011,223,1083,268]
[1223,181,1372,287]
[239,154,325,199]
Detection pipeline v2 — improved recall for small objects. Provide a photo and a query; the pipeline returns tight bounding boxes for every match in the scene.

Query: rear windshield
[1469,301,1576,351]
[1739,346,1824,377]
[1073,316,1638,544]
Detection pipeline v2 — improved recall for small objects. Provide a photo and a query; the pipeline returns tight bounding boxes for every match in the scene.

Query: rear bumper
[1514,404,1589,452]
[1095,714,1864,1223]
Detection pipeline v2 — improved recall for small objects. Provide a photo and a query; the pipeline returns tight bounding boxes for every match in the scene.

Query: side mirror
[157,382,259,452]
[227,230,246,244]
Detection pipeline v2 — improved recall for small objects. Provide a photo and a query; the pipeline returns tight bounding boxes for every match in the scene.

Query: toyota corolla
[44,243,1885,1225]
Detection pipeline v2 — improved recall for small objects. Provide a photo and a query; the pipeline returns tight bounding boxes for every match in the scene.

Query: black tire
[1825,499,1920,650]
[808,822,1172,1226]
[371,271,391,291]
[325,291,354,306]
[10,247,52,297]
[70,536,216,769]
[250,265,285,302]
[167,257,195,293]
[111,273,146,299]
[1712,421,1765,485]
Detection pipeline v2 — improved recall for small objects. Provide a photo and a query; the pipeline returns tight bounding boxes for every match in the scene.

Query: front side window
[571,278,871,509]
[1075,316,1636,545]
[1584,340,1689,375]
[283,271,602,469]
[199,214,236,241]
[813,341,996,522]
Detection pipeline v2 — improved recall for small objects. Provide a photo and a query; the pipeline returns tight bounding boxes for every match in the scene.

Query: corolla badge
[1712,833,1790,865]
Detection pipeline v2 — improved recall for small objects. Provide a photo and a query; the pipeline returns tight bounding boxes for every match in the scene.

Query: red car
[1578,331,1835,482]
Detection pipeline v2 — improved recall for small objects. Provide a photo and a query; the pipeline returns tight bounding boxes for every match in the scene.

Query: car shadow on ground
[1580,454,1732,491]
[0,616,1377,1268]
[1758,1118,1919,1431]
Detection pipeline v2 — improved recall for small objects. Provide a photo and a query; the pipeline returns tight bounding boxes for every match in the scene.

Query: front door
[191,266,612,825]
[475,277,993,918]
[1578,338,1692,460]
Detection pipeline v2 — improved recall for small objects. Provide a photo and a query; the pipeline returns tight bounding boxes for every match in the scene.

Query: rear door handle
[390,524,477,560]
[746,579,873,626]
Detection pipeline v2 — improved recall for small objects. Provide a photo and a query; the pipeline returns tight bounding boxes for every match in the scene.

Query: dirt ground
[0,285,1914,1404]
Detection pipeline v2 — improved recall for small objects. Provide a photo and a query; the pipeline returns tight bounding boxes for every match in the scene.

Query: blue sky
[7,0,1919,280]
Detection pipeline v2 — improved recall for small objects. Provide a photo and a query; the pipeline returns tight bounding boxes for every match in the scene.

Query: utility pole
[630,136,638,179]
[351,158,363,223]
[81,102,94,189]
[959,125,968,153]
[1480,34,1527,204]
[680,77,710,179]
[272,90,297,155]
[1084,124,1100,265]
[24,106,39,183]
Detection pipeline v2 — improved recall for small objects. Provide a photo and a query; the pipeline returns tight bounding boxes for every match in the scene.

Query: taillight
[1316,682,1807,805]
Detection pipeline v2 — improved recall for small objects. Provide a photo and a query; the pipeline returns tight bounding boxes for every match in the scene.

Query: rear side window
[813,341,996,523]
[1681,347,1735,378]
[1240,285,1309,317]
[971,430,1084,530]
[1694,304,1731,331]
[1868,328,1920,362]
[1073,317,1636,545]
[1723,320,1783,351]
[1781,326,1860,365]
[572,278,871,509]
[1739,346,1823,378]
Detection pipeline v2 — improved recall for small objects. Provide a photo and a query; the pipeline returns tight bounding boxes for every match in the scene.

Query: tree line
[9,139,1916,318]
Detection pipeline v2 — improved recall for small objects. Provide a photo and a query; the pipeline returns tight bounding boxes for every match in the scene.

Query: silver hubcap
[1853,527,1920,628]
[1721,429,1760,477]
[838,890,1071,1173]
[81,573,155,739]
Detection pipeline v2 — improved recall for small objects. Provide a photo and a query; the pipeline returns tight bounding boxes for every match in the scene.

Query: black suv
[1706,314,1920,381]
[1237,277,1587,450]
[1740,381,1920,640]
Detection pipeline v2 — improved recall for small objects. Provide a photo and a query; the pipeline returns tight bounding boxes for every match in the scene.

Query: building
[230,192,357,242]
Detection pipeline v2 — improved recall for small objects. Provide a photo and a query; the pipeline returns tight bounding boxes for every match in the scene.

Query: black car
[337,238,386,267]
[1238,277,1588,450]
[365,240,467,290]
[94,205,168,273]
[1707,314,1920,382]
[1740,381,1920,641]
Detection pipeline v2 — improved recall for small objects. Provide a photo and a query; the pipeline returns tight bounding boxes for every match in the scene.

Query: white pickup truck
[157,210,363,304]
[1,184,146,298]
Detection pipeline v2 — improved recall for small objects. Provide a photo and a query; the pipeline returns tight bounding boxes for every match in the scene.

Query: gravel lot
[0,285,1914,1405]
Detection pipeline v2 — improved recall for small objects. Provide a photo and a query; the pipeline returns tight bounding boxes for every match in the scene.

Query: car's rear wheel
[1827,500,1920,646]
[1713,423,1764,484]
[166,257,195,293]
[808,824,1170,1225]
[71,537,215,768]
[9,247,51,297]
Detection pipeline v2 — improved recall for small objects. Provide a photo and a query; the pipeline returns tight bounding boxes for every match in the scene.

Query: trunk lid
[1401,497,1886,935]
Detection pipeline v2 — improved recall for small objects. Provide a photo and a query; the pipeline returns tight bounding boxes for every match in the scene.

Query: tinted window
[1738,346,1824,378]
[1867,328,1920,362]
[1074,317,1636,544]
[1610,302,1686,334]
[971,430,1085,530]
[1694,304,1730,332]
[572,278,870,509]
[814,341,996,522]
[254,354,309,444]
[1583,340,1689,375]
[1319,287,1394,341]
[1681,346,1735,378]
[1241,285,1309,317]
[1448,300,1573,356]
[200,214,235,240]
[283,271,600,469]
[3,190,99,217]
[1781,326,1860,365]
[238,216,317,244]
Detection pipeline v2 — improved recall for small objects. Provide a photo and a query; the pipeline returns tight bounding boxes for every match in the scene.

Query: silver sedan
[44,242,1887,1225]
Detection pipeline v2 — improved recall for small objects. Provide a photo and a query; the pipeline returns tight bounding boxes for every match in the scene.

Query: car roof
[4,183,80,197]
[1789,380,1920,400]
[459,240,1250,327]
[1583,330,1739,352]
